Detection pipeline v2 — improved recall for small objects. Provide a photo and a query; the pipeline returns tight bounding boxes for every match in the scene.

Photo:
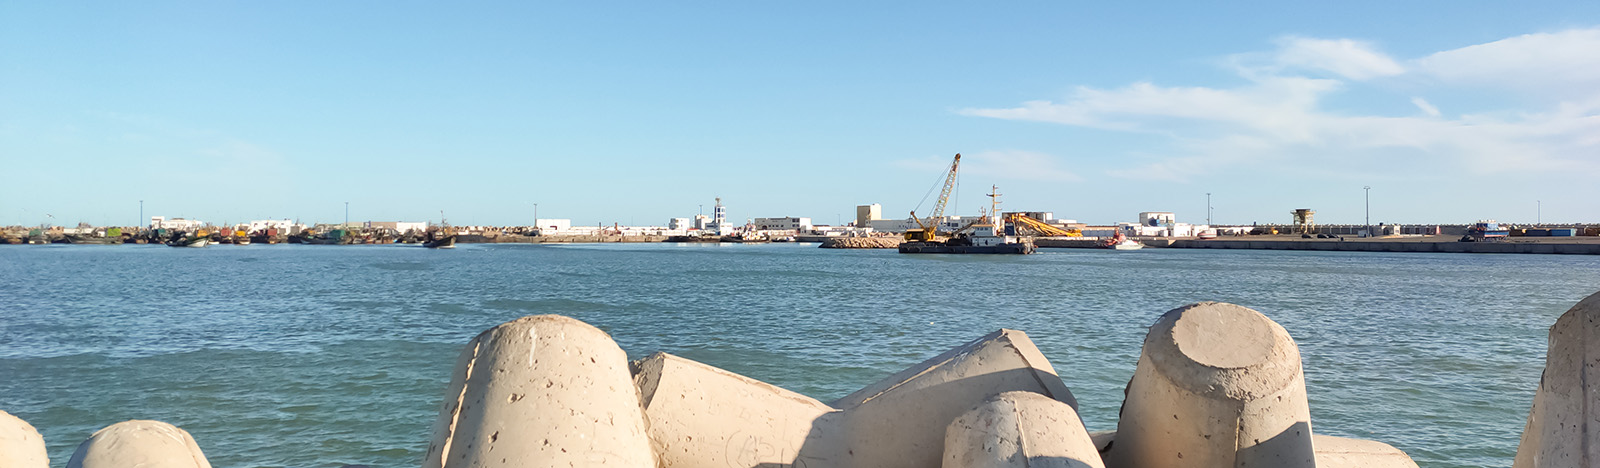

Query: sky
[3,2,1598,227]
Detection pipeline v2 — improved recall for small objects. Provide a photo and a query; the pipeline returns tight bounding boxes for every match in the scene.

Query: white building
[692,214,710,230]
[535,219,572,234]
[150,216,205,231]
[869,215,989,233]
[668,218,691,230]
[1138,212,1177,227]
[710,198,727,235]
[752,217,812,231]
[366,221,427,233]
[856,204,882,228]
[247,219,296,233]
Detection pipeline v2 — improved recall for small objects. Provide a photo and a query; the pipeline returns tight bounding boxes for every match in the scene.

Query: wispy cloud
[961,28,1600,182]
[1410,97,1441,117]
[1272,36,1406,80]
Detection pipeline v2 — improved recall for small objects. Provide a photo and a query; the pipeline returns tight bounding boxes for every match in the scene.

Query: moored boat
[1102,231,1144,250]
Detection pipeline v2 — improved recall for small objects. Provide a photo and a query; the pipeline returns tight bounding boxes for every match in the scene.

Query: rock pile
[819,237,903,249]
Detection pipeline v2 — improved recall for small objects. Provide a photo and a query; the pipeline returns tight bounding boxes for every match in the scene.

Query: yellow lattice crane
[1005,213,1083,237]
[906,154,961,242]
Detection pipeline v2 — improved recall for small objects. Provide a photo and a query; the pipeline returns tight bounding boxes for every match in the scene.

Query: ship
[898,177,1034,255]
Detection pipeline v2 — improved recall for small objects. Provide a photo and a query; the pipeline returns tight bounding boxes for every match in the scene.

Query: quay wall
[458,234,669,244]
[1166,239,1600,255]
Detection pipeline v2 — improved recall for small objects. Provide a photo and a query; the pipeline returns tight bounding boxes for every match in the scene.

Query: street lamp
[1364,186,1371,230]
[1206,193,1212,226]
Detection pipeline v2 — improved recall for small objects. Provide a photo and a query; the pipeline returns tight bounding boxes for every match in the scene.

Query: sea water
[2,243,1597,467]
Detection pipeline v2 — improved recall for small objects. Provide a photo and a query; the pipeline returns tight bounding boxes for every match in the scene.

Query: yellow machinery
[905,154,961,242]
[1005,213,1082,237]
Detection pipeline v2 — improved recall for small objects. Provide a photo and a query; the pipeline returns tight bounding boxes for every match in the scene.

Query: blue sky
[4,2,1598,227]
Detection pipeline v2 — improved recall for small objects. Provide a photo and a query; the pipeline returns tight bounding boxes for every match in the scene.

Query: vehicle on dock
[1463,220,1510,242]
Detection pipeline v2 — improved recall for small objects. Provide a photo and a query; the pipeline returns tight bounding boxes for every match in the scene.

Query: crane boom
[907,153,961,241]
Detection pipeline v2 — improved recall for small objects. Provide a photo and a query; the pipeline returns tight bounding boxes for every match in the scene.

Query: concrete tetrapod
[1093,432,1417,467]
[831,329,1079,468]
[423,315,655,468]
[65,420,211,468]
[0,410,49,468]
[1103,302,1315,468]
[1513,290,1600,468]
[944,391,1104,468]
[632,352,841,468]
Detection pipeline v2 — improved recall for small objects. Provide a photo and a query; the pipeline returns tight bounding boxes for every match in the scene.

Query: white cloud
[1417,28,1600,90]
[1273,36,1406,80]
[1411,97,1441,117]
[962,28,1600,182]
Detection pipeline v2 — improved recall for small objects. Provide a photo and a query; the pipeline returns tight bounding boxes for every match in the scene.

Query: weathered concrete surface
[1513,290,1600,468]
[423,315,655,468]
[943,391,1104,468]
[632,352,840,468]
[1104,302,1315,468]
[66,420,211,468]
[1313,435,1419,467]
[0,410,49,468]
[831,329,1079,468]
[1095,431,1418,467]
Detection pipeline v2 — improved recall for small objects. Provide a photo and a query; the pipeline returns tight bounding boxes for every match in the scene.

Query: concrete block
[0,410,49,468]
[423,315,655,468]
[1097,431,1417,468]
[943,391,1104,468]
[65,420,211,468]
[1312,435,1419,467]
[1513,290,1600,468]
[1104,302,1315,468]
[831,329,1079,468]
[632,352,840,468]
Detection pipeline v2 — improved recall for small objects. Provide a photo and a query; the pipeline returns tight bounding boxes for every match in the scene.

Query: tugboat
[899,185,1035,255]
[1462,220,1510,242]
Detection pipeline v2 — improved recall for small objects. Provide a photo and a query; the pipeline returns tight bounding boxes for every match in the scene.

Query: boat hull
[898,242,1035,254]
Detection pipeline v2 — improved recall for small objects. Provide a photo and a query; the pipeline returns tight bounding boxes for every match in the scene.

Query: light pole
[1537,200,1541,225]
[139,200,143,230]
[1364,186,1371,231]
[344,202,349,228]
[534,203,539,228]
[1206,193,1212,226]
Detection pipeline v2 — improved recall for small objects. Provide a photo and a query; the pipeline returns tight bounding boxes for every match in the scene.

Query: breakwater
[12,292,1600,467]
[1162,238,1600,255]
[819,237,902,249]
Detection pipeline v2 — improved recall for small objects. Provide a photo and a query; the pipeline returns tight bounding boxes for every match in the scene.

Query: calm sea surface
[2,243,1597,467]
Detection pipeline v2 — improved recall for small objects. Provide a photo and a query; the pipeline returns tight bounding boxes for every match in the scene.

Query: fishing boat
[166,230,211,248]
[1463,220,1510,242]
[424,212,456,248]
[1102,231,1144,250]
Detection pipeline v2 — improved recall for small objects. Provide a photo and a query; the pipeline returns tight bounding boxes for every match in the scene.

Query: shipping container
[1550,228,1577,237]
